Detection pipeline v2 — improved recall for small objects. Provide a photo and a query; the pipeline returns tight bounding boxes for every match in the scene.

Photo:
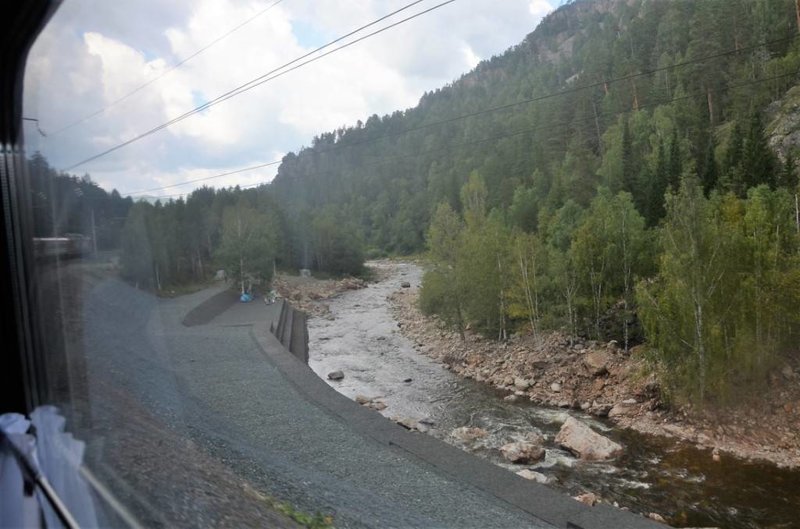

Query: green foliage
[215,202,278,294]
[420,203,466,335]
[310,208,365,276]
[638,180,800,404]
[120,203,155,287]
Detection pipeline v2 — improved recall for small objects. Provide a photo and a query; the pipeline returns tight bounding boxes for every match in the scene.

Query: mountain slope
[269,0,799,256]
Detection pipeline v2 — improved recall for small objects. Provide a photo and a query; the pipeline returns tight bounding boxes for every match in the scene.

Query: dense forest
[55,0,800,403]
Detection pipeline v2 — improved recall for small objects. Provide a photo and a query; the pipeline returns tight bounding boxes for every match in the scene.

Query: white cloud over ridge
[24,0,554,197]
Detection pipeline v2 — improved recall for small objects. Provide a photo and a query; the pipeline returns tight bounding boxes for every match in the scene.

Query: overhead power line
[125,35,797,197]
[50,0,287,136]
[145,70,798,201]
[63,0,454,172]
[122,160,280,196]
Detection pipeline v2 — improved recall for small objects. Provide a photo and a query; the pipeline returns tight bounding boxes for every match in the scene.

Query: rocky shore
[388,286,800,469]
[272,273,369,317]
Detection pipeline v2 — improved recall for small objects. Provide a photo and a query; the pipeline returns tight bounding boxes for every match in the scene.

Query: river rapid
[308,261,800,529]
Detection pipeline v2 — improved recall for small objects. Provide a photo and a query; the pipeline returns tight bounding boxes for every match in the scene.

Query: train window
[7,1,800,528]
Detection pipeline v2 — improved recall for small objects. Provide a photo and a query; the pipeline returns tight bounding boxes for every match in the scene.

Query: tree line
[28,152,133,248]
[118,186,364,291]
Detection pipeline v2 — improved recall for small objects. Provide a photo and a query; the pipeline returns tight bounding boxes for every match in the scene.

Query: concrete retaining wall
[269,299,309,363]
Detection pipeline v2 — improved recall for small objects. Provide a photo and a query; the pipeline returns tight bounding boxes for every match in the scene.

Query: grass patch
[243,484,335,529]
[271,500,335,529]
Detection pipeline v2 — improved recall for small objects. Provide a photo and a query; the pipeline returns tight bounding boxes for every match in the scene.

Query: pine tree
[700,136,718,195]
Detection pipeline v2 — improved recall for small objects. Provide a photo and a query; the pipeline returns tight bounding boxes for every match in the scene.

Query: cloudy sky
[24,0,562,199]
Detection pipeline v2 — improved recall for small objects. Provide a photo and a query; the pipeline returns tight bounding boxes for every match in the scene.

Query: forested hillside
[270,0,800,254]
[266,0,800,403]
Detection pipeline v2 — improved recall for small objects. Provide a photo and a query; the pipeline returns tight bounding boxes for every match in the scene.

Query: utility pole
[90,207,98,258]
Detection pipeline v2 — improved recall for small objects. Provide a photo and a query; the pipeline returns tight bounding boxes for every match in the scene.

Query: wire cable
[49,0,287,136]
[122,160,280,195]
[63,0,453,172]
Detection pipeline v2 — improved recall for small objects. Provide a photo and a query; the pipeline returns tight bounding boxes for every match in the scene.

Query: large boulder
[327,370,344,381]
[583,350,611,376]
[499,441,545,464]
[555,417,622,461]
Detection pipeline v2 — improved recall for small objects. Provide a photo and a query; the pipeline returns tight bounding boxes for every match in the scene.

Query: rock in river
[500,441,545,464]
[451,426,489,442]
[401,281,411,288]
[555,417,622,461]
[327,370,345,381]
[393,417,421,430]
[516,469,551,484]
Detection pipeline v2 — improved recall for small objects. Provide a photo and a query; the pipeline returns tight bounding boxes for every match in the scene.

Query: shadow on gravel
[182,289,239,327]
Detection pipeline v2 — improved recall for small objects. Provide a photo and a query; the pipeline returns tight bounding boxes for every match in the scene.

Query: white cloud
[24,0,555,194]
[530,0,554,17]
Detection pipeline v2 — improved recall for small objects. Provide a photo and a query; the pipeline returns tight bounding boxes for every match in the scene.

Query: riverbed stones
[550,382,562,392]
[355,394,370,404]
[451,426,488,442]
[327,370,344,381]
[514,377,532,390]
[394,417,419,430]
[555,417,623,461]
[608,398,638,418]
[515,469,550,484]
[499,441,545,464]
[573,492,599,506]
[400,281,411,288]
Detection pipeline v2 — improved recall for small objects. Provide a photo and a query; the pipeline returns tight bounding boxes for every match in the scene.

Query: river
[308,261,800,529]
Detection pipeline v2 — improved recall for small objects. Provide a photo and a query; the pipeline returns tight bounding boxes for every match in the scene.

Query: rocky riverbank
[272,273,370,317]
[389,286,800,469]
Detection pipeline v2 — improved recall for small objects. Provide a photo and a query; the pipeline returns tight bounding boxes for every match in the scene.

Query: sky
[23,0,562,199]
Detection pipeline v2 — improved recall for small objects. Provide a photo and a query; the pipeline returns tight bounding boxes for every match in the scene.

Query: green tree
[420,202,467,337]
[215,202,278,294]
[120,202,155,288]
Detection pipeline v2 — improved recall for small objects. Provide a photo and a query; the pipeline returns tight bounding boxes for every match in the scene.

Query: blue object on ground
[240,293,253,303]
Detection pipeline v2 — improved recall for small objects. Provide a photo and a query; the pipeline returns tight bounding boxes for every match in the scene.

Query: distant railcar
[33,234,92,260]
